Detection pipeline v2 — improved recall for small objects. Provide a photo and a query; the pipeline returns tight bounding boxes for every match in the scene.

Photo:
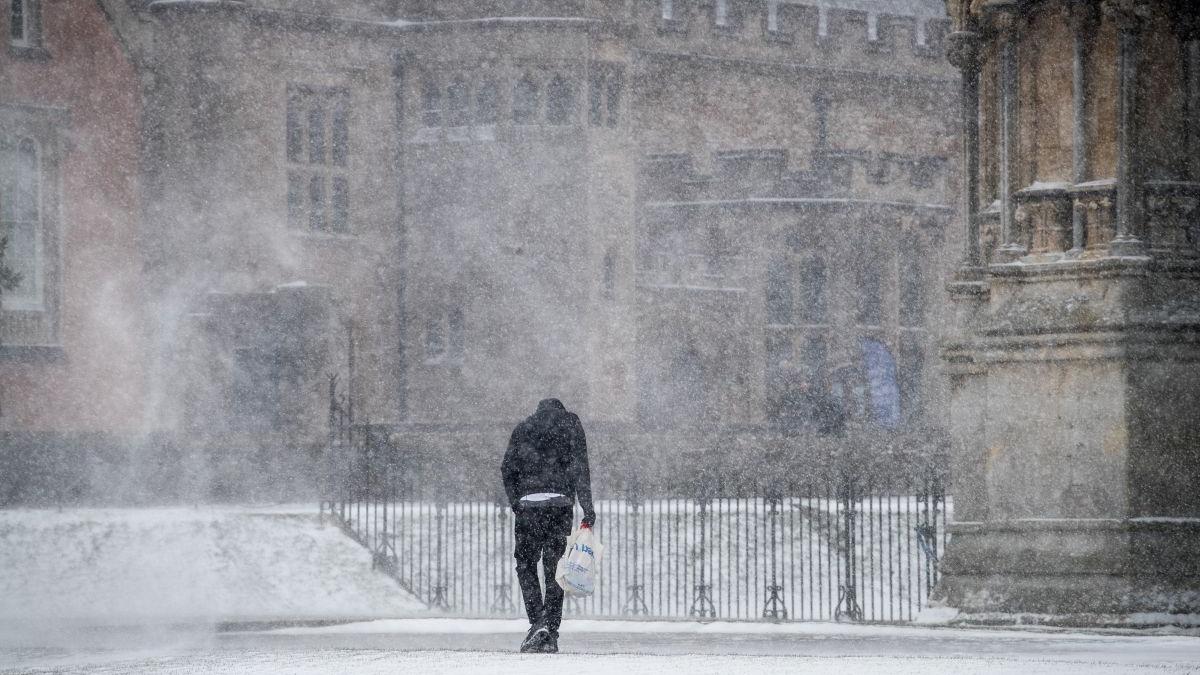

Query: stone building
[44,0,959,498]
[939,0,1199,620]
[0,0,148,502]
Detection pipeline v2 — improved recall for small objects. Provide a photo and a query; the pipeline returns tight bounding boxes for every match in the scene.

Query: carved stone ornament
[945,31,983,72]
[1066,0,1102,33]
[984,1,1024,34]
[1101,0,1153,30]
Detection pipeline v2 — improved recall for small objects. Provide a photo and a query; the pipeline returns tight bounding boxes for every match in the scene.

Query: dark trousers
[513,504,572,631]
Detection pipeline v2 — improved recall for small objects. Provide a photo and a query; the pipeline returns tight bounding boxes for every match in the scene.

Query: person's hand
[581,512,596,528]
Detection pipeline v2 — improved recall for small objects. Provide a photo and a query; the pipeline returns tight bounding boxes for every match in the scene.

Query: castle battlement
[641,146,950,206]
[143,0,953,67]
[649,0,951,62]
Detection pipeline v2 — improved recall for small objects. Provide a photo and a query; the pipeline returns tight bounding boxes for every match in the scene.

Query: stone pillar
[1106,0,1147,256]
[947,30,983,269]
[1068,1,1098,253]
[1181,12,1200,181]
[937,0,1200,626]
[993,7,1025,261]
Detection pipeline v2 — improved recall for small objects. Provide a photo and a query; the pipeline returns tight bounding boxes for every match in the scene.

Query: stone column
[994,7,1025,260]
[1179,10,1200,182]
[1105,0,1148,255]
[946,31,983,269]
[1068,2,1099,253]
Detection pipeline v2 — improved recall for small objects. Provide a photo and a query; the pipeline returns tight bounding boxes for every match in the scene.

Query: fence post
[763,491,788,620]
[430,499,450,610]
[623,482,650,616]
[836,472,863,622]
[689,496,717,619]
[492,498,515,615]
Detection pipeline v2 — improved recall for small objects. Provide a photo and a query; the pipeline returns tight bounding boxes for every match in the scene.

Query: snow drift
[0,506,423,625]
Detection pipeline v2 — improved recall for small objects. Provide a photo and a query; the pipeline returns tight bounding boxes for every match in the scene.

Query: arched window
[603,247,617,299]
[899,335,925,421]
[715,0,729,26]
[899,233,924,326]
[475,77,499,125]
[10,0,28,45]
[588,64,623,127]
[0,136,41,307]
[421,75,441,127]
[545,74,575,126]
[856,249,883,326]
[512,74,540,124]
[798,256,826,324]
[446,76,470,127]
[765,256,793,324]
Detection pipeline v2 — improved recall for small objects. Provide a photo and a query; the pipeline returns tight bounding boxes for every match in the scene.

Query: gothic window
[764,333,792,419]
[425,307,464,366]
[589,64,623,127]
[286,86,351,233]
[766,0,780,32]
[330,96,349,167]
[307,174,326,231]
[286,99,303,163]
[715,0,729,26]
[605,72,622,127]
[512,74,540,124]
[801,333,826,382]
[603,247,617,299]
[447,307,464,364]
[545,74,575,126]
[9,0,25,44]
[9,0,39,49]
[765,256,793,324]
[0,136,40,310]
[899,335,925,421]
[899,234,925,326]
[306,104,325,164]
[798,256,826,324]
[856,250,882,326]
[661,0,673,21]
[421,75,441,127]
[330,176,349,233]
[475,77,499,125]
[425,315,445,361]
[446,76,470,127]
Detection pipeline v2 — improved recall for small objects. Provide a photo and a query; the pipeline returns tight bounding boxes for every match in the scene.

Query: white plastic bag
[555,525,604,596]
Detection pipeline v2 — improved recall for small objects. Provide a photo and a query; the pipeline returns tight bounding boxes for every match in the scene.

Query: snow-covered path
[2,619,1197,674]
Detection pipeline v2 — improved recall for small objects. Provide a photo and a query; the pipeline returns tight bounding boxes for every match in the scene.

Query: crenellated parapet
[647,0,951,62]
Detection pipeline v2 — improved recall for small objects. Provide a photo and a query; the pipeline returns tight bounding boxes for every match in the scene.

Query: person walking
[501,398,596,654]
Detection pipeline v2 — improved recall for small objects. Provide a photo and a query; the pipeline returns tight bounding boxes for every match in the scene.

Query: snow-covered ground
[1,506,1196,673]
[1,618,1198,674]
[0,505,423,625]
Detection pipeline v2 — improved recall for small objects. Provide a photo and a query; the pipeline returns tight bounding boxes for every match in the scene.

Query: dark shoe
[519,623,550,653]
[535,631,559,653]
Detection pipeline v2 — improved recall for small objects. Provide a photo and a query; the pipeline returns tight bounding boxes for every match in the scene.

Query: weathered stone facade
[938,0,1200,621]
[81,0,958,496]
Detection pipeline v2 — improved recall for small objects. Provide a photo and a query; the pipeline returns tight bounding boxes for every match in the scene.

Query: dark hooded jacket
[501,398,595,518]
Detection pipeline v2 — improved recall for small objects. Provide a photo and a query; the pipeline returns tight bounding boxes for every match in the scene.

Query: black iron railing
[323,415,949,622]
